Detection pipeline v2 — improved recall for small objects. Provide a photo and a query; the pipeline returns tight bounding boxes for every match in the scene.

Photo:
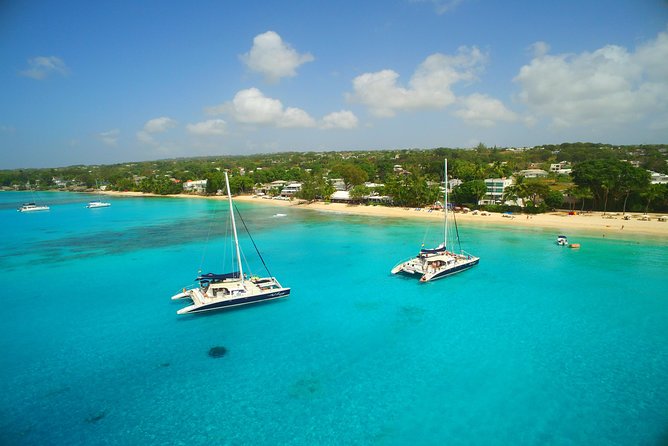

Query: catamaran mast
[444,159,448,250]
[224,172,244,282]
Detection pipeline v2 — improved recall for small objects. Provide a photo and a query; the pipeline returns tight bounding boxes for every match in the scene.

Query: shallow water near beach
[1,191,668,445]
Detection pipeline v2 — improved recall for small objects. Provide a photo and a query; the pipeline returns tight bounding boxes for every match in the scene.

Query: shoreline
[95,190,668,241]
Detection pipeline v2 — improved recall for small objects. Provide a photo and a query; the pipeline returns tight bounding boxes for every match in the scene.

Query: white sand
[99,191,668,241]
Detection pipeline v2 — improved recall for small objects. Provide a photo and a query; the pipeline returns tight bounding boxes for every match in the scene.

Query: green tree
[524,181,550,207]
[616,163,650,214]
[205,171,225,194]
[384,172,440,207]
[297,173,334,202]
[452,180,487,205]
[229,174,255,194]
[349,184,370,203]
[544,190,564,210]
[330,163,368,188]
[569,185,593,212]
[502,176,529,206]
[571,159,624,211]
[641,183,664,214]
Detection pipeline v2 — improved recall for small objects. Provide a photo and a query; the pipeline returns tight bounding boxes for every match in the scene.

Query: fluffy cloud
[348,47,486,117]
[321,110,359,129]
[98,129,120,146]
[515,28,668,128]
[455,94,518,127]
[209,88,316,128]
[241,31,314,83]
[20,56,69,80]
[137,117,177,145]
[186,119,227,136]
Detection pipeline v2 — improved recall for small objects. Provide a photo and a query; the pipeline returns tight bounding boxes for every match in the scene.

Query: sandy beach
[99,190,668,241]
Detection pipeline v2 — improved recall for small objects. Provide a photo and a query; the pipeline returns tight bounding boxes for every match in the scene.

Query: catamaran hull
[177,289,291,314]
[421,258,479,282]
[392,258,479,282]
[18,207,49,212]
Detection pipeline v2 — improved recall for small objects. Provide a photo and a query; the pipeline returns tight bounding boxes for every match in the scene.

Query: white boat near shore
[392,159,479,282]
[172,171,290,314]
[86,181,111,208]
[18,202,50,212]
[86,200,111,208]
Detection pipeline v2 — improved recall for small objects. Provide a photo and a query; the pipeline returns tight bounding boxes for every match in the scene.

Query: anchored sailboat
[18,185,50,212]
[391,159,479,282]
[86,181,111,208]
[172,171,290,314]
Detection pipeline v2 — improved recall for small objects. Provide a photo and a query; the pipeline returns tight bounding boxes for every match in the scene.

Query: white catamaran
[171,172,290,314]
[86,181,111,208]
[391,159,479,282]
[18,202,50,212]
[18,185,50,212]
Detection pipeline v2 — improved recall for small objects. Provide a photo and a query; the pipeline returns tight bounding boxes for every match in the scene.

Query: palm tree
[572,186,593,212]
[601,178,613,215]
[502,176,528,206]
[641,184,662,214]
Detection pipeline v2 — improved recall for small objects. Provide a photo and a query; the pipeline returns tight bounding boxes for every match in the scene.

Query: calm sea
[1,191,667,445]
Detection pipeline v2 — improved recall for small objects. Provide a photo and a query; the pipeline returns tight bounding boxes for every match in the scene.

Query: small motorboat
[556,235,568,246]
[569,243,581,249]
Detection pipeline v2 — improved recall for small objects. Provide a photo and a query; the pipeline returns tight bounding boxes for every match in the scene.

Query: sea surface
[1,191,667,445]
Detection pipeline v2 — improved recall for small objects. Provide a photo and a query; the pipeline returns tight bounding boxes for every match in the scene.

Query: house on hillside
[549,161,572,175]
[518,169,549,178]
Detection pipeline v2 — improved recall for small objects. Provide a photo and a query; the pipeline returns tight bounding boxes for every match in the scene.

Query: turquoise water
[1,191,667,445]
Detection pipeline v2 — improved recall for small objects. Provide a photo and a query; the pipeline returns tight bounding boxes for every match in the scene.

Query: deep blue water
[1,191,667,445]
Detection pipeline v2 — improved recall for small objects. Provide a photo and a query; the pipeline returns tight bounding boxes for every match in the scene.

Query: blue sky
[1,0,667,168]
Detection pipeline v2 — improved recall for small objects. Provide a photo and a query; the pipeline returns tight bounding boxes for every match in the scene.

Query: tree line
[1,143,667,212]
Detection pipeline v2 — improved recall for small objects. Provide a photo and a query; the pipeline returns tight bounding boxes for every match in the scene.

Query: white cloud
[137,116,177,145]
[143,117,177,133]
[455,94,518,127]
[98,129,120,146]
[348,47,486,117]
[529,41,550,58]
[186,119,227,136]
[209,88,316,128]
[20,56,70,79]
[279,107,316,128]
[321,110,359,129]
[515,28,668,128]
[411,0,464,15]
[241,31,314,83]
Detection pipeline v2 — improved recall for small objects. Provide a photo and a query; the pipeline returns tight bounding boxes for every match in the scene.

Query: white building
[330,190,351,202]
[330,178,346,191]
[446,178,463,192]
[479,178,514,205]
[183,179,207,193]
[518,169,549,178]
[280,182,302,197]
[364,182,384,189]
[549,162,572,175]
[649,171,668,184]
